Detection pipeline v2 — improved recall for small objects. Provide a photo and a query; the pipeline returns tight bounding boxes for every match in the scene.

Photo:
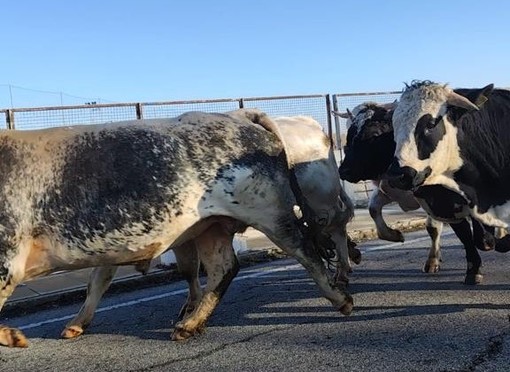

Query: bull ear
[455,84,494,109]
[446,91,480,111]
[471,84,494,108]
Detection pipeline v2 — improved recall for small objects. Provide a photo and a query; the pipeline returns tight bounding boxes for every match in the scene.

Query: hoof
[464,273,483,285]
[61,325,85,339]
[339,294,354,316]
[171,327,194,341]
[171,324,205,341]
[423,259,440,273]
[480,232,496,251]
[495,235,510,253]
[378,229,404,243]
[0,326,29,348]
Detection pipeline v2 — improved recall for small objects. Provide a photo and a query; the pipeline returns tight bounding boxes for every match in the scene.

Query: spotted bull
[389,81,510,259]
[336,101,499,283]
[0,110,354,347]
[60,111,356,342]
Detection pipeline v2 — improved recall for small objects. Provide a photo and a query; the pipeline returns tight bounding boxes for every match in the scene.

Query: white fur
[348,103,377,131]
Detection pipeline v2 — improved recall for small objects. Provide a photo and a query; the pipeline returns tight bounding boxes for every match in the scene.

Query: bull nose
[387,160,418,190]
[338,166,359,183]
[338,166,350,179]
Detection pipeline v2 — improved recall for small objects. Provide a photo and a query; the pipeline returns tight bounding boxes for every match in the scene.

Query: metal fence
[0,91,401,205]
[0,91,400,138]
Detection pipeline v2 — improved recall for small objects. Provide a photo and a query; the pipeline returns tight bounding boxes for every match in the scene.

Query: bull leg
[256,218,353,315]
[331,229,351,287]
[472,219,495,251]
[0,277,28,348]
[347,237,361,266]
[369,188,404,242]
[61,265,118,339]
[450,220,483,285]
[330,196,357,285]
[172,223,239,341]
[173,242,202,320]
[289,240,353,315]
[423,217,443,273]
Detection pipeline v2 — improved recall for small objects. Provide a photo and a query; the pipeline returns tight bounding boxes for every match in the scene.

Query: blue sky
[1,0,509,108]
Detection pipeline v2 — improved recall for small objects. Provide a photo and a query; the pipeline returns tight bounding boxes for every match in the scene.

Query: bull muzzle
[386,159,431,190]
[338,165,360,184]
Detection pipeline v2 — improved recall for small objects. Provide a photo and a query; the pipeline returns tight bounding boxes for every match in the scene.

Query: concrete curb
[349,217,427,242]
[2,218,427,318]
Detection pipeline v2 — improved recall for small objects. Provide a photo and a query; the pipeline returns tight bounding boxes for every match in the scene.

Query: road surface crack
[132,324,296,371]
[454,331,507,371]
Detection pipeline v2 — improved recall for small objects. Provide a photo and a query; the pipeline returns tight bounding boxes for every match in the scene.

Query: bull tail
[226,109,295,167]
[227,109,337,266]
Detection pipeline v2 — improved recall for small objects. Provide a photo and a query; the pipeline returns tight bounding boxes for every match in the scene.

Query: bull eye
[425,119,436,130]
[424,116,442,133]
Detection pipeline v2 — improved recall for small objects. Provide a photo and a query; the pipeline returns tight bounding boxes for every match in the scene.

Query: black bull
[0,111,352,347]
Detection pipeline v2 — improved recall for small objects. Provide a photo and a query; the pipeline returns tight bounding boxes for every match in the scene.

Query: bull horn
[447,91,479,111]
[381,100,398,111]
[346,108,354,120]
[332,110,351,119]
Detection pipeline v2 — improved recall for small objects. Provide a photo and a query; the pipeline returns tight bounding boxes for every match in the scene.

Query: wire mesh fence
[1,91,400,136]
[9,104,139,130]
[142,99,241,120]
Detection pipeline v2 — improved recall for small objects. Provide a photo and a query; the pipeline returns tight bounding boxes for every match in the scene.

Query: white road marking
[18,231,455,331]
[362,231,455,252]
[18,264,301,331]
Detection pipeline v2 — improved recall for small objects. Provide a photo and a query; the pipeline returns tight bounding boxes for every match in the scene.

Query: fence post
[5,109,14,129]
[239,98,244,109]
[331,95,342,151]
[135,103,143,120]
[325,95,334,148]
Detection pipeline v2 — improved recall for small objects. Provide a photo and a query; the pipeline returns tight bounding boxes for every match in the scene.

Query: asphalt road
[1,229,509,371]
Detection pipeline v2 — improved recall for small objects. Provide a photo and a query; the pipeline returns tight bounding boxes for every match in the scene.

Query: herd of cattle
[0,80,509,348]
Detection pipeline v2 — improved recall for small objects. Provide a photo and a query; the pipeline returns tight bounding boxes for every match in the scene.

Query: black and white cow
[389,81,510,267]
[59,111,356,342]
[336,101,497,282]
[0,110,354,348]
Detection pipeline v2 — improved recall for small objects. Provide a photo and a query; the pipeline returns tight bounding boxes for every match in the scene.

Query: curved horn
[380,100,398,111]
[447,91,479,111]
[332,110,351,119]
[346,108,354,120]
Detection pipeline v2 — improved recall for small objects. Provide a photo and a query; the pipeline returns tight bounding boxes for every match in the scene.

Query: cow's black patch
[414,184,469,221]
[414,114,446,160]
[450,88,510,211]
[41,127,187,245]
